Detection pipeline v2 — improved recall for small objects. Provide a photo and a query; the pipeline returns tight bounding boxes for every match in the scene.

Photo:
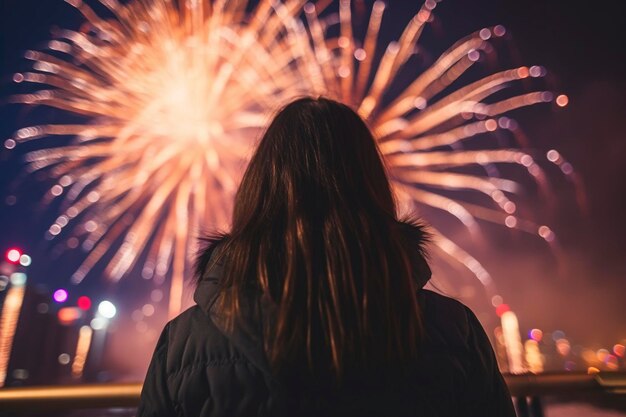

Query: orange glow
[71,326,93,378]
[524,339,544,374]
[485,119,497,131]
[517,67,530,78]
[538,225,555,242]
[58,307,82,325]
[582,349,598,364]
[556,339,571,356]
[556,94,569,107]
[596,348,610,362]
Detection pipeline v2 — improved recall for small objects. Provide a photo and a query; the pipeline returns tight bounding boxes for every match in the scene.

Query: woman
[138,97,516,416]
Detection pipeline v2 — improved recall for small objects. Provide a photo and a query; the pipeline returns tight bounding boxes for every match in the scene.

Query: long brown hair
[197,97,427,380]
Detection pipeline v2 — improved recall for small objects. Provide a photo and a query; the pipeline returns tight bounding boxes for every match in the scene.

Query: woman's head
[202,96,426,380]
[232,96,395,228]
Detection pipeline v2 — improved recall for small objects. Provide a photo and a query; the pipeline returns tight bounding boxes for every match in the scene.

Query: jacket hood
[192,220,431,384]
[193,231,431,316]
[193,220,431,317]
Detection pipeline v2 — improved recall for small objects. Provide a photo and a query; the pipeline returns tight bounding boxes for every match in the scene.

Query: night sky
[1,0,625,378]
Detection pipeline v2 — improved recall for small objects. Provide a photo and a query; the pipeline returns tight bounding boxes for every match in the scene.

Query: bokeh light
[529,328,543,342]
[596,348,610,362]
[57,353,70,365]
[496,303,510,317]
[18,254,31,267]
[90,318,106,331]
[53,289,68,303]
[9,273,27,287]
[556,338,571,356]
[142,304,155,317]
[58,307,82,325]
[98,301,116,319]
[77,296,92,311]
[6,249,21,263]
[556,94,569,107]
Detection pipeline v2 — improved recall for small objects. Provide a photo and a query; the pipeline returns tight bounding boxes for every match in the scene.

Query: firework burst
[285,0,577,293]
[6,0,576,316]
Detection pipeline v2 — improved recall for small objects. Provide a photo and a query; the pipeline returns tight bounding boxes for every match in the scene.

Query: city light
[529,328,543,342]
[72,326,93,378]
[9,273,27,287]
[90,318,106,331]
[77,296,92,311]
[58,307,82,325]
[501,310,525,374]
[556,94,569,107]
[6,249,21,263]
[53,289,68,303]
[97,301,116,319]
[18,254,31,267]
[0,277,26,386]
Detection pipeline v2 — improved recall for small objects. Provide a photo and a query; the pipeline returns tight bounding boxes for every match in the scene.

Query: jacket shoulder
[419,289,467,311]
[418,289,476,348]
[162,306,247,375]
[419,289,471,323]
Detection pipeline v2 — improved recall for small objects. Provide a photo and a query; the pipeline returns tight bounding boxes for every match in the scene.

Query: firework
[7,0,574,317]
[282,1,576,294]
[8,0,311,316]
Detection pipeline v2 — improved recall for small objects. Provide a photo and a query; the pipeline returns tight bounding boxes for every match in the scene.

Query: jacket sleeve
[462,306,516,417]
[137,323,178,417]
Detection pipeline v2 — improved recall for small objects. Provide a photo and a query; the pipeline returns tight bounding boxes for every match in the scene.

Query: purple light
[53,289,68,303]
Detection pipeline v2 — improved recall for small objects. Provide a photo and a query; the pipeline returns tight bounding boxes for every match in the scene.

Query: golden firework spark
[7,0,574,316]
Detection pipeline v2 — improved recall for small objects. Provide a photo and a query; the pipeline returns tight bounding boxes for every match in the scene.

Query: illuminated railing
[0,372,624,412]
[506,371,626,396]
[0,382,140,411]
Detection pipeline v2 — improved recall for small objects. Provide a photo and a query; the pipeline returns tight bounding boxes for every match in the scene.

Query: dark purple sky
[1,0,625,376]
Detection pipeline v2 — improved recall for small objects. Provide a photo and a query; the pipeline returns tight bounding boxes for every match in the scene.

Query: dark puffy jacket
[138,255,516,417]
